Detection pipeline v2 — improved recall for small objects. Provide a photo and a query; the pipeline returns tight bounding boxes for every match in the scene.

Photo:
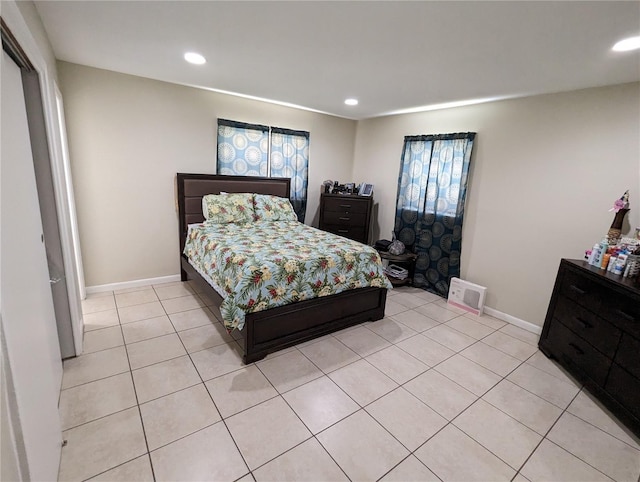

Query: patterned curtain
[394,133,476,296]
[217,119,269,176]
[216,119,310,222]
[267,127,310,223]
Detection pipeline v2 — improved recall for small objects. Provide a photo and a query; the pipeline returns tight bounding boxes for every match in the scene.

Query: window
[394,132,476,295]
[216,118,309,222]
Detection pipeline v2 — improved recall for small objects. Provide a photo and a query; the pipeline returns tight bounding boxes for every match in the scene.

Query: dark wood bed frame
[176,173,387,363]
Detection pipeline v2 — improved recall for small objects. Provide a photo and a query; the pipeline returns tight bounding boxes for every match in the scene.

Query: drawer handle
[574,317,592,329]
[339,204,352,208]
[568,342,584,355]
[339,217,351,221]
[569,284,586,295]
[615,309,636,322]
[338,229,349,233]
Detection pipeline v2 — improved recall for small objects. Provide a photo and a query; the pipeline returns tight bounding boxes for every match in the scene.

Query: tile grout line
[235,346,340,477]
[507,388,614,481]
[262,341,441,481]
[77,287,435,479]
[264,307,492,481]
[269,289,626,479]
[75,285,211,478]
[69,292,155,481]
[562,405,640,451]
[251,346,364,480]
[77,285,635,481]
[171,287,254,480]
[244,356,313,478]
[431,346,622,480]
[407,380,523,477]
[115,285,244,478]
[141,290,356,474]
[115,291,157,482]
[400,340,544,478]
[376,452,444,482]
[392,322,504,384]
[505,362,584,411]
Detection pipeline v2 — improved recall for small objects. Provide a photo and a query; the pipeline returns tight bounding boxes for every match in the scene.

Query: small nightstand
[377,251,417,286]
[319,193,373,244]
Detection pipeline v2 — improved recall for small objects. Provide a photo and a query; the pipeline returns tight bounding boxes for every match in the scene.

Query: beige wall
[59,59,639,325]
[57,62,356,286]
[353,82,640,327]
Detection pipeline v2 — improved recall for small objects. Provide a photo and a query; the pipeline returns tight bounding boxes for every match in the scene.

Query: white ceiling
[35,1,640,120]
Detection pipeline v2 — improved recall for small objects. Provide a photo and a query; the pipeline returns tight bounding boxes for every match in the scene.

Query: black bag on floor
[374,239,392,251]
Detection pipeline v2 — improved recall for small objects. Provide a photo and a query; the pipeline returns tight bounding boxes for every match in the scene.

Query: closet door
[1,50,62,481]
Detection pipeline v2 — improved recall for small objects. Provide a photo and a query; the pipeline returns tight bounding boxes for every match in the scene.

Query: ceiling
[34,1,640,120]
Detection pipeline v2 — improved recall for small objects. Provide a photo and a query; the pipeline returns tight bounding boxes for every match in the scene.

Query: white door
[1,50,63,481]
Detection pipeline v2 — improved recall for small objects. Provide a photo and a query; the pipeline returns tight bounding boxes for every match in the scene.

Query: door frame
[51,84,84,355]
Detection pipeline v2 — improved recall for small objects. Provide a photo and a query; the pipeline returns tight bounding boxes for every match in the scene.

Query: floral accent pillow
[253,194,298,222]
[202,193,254,224]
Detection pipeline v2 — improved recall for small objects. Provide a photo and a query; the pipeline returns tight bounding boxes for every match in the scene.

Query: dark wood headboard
[176,173,291,252]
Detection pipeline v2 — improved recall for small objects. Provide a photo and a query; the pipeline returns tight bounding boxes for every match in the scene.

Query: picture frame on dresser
[360,183,374,196]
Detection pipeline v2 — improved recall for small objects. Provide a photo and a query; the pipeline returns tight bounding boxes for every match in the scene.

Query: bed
[177,173,389,363]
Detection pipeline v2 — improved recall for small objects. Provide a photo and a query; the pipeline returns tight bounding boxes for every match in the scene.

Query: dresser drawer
[553,295,621,358]
[558,269,602,313]
[542,259,640,438]
[614,333,640,379]
[324,225,366,243]
[600,294,640,339]
[547,319,611,386]
[322,211,367,226]
[605,364,640,420]
[322,196,370,214]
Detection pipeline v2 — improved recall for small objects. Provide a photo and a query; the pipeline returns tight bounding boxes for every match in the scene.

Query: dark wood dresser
[539,258,640,436]
[319,193,373,244]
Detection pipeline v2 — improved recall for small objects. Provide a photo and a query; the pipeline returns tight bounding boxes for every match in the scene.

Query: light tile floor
[59,283,640,481]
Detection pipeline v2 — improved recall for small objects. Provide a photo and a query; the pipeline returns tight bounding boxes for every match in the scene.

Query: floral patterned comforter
[184,221,392,331]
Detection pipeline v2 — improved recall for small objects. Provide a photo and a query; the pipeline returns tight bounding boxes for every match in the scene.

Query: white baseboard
[85,274,182,295]
[483,306,542,335]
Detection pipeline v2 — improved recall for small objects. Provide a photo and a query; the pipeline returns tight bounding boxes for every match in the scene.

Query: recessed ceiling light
[184,52,206,65]
[344,98,358,106]
[612,36,640,52]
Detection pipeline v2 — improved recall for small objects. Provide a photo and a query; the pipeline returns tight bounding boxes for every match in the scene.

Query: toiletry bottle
[613,258,625,275]
[596,239,608,267]
[615,254,628,276]
[589,243,601,266]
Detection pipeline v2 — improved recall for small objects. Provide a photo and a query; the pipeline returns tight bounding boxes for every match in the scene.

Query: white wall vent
[447,277,487,316]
